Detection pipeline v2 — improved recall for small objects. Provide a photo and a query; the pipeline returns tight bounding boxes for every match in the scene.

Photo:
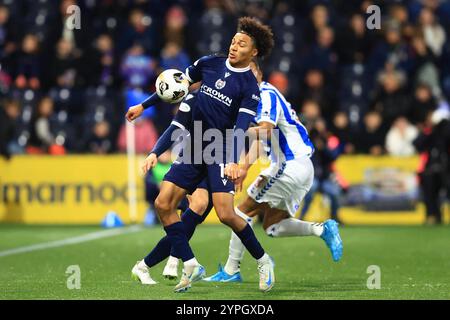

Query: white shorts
[247,156,314,217]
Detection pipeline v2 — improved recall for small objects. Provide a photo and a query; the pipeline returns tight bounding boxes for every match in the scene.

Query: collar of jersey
[226,59,250,73]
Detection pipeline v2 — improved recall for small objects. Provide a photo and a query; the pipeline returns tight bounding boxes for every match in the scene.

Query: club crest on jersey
[215,79,226,90]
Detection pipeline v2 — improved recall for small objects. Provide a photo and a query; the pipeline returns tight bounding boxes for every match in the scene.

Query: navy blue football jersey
[185,55,260,133]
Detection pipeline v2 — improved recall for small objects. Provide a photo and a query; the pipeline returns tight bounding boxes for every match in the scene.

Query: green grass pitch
[0,224,449,300]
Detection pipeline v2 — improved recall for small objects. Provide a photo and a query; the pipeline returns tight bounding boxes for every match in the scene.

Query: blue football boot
[203,264,243,283]
[320,219,343,262]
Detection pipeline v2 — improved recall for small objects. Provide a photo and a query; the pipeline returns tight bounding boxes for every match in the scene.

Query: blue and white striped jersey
[255,81,314,163]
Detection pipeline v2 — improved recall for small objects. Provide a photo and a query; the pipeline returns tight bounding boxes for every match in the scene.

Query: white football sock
[266,218,324,237]
[167,255,179,266]
[257,253,270,265]
[138,259,149,269]
[184,257,199,275]
[224,207,254,275]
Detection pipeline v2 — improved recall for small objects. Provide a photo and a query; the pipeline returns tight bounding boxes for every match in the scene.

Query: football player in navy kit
[127,17,275,292]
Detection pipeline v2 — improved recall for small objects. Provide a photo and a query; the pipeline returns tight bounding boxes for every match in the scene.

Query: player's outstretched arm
[125,93,163,122]
[141,123,186,175]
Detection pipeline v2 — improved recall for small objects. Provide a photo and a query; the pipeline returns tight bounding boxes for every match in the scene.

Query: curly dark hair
[237,17,274,59]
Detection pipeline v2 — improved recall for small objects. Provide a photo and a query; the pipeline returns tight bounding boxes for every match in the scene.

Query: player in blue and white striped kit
[205,61,343,282]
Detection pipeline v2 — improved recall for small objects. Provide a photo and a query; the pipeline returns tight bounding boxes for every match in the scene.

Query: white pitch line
[0,225,144,258]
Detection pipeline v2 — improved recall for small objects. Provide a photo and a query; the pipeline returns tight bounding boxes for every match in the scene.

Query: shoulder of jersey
[194,54,226,66]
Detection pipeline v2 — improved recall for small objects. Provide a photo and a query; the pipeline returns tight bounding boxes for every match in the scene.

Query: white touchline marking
[0,225,144,258]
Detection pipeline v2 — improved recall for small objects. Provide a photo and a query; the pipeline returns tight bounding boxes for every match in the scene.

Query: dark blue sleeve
[149,124,180,157]
[228,80,260,163]
[141,92,163,109]
[149,97,193,156]
[230,111,255,164]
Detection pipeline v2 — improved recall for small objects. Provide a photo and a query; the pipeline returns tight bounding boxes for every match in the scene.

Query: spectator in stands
[0,5,18,75]
[51,38,80,88]
[385,117,419,156]
[304,4,330,45]
[118,9,157,56]
[120,43,157,89]
[57,0,88,55]
[160,41,191,71]
[413,109,450,225]
[117,117,158,154]
[410,33,441,97]
[15,34,41,90]
[408,83,437,125]
[86,120,114,154]
[299,69,334,123]
[372,65,409,127]
[336,13,372,65]
[305,26,337,76]
[27,96,64,154]
[0,98,21,159]
[354,111,386,155]
[301,99,321,130]
[330,111,355,154]
[164,5,188,47]
[85,34,118,88]
[368,21,414,77]
[418,7,446,58]
[300,118,343,224]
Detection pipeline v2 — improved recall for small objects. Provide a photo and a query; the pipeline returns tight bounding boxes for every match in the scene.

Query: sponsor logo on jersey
[225,72,231,78]
[200,84,233,107]
[252,94,261,101]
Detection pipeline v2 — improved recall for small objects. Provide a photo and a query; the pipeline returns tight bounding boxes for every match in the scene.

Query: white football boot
[258,257,275,292]
[131,260,157,285]
[174,265,206,293]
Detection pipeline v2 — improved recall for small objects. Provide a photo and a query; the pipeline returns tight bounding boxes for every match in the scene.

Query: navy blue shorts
[163,162,235,194]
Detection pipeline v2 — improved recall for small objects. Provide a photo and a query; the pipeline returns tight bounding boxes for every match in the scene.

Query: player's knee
[154,197,173,214]
[217,214,233,226]
[189,198,209,215]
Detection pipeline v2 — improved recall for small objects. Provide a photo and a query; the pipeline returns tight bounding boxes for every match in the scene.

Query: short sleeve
[184,55,213,83]
[238,81,259,118]
[255,90,280,126]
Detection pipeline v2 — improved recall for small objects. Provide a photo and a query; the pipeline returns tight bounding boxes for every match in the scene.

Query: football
[155,69,190,103]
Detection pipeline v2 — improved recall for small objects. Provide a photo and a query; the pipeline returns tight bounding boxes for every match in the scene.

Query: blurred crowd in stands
[0,0,449,159]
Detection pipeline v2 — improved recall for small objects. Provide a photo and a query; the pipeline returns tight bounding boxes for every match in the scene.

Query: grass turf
[0,224,449,300]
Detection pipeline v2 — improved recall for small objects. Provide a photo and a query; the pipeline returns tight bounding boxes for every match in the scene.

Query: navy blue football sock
[235,223,265,260]
[144,209,205,267]
[201,201,214,223]
[164,221,195,262]
[144,236,172,268]
[169,209,203,257]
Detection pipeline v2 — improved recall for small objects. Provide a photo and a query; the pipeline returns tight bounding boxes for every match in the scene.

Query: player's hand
[142,153,158,175]
[234,168,248,193]
[224,162,241,181]
[126,104,144,122]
